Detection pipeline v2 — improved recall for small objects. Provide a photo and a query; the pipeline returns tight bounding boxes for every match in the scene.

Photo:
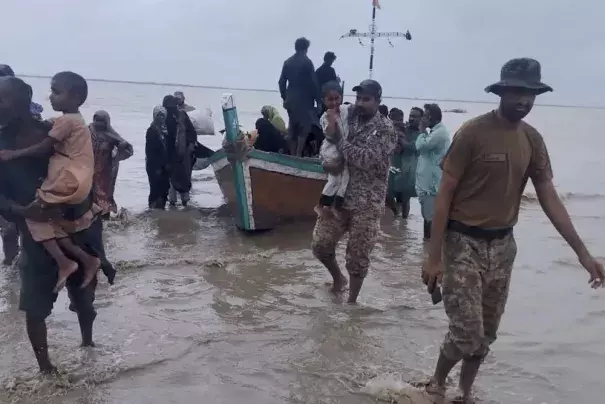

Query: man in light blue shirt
[415,103,450,240]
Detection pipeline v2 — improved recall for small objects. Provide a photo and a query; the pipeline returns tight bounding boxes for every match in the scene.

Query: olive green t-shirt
[442,111,553,228]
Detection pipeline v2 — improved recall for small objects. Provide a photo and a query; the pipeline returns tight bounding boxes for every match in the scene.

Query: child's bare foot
[80,256,101,289]
[314,205,333,218]
[54,259,79,293]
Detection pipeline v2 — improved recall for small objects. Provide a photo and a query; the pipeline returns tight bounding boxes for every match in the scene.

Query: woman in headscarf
[89,110,133,219]
[260,105,287,136]
[163,95,197,207]
[254,117,287,153]
[146,106,171,209]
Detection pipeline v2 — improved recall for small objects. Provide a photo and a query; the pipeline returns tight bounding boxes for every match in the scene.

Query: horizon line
[19,74,605,111]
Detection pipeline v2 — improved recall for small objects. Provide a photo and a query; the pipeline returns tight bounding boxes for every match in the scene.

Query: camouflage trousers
[311,211,380,278]
[441,229,517,361]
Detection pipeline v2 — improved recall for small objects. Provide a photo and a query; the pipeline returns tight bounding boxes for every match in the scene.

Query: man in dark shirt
[278,37,322,157]
[315,51,339,117]
[316,51,338,91]
[0,76,115,373]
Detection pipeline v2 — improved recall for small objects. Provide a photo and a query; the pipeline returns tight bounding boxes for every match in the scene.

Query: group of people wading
[305,54,605,403]
[0,65,214,375]
[1,47,605,404]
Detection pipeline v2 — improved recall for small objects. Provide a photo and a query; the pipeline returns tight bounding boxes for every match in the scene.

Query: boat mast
[340,0,412,79]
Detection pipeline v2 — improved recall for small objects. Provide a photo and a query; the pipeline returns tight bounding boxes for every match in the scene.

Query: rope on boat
[222,133,252,163]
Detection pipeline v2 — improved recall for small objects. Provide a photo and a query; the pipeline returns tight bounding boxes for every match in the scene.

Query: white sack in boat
[188,107,215,136]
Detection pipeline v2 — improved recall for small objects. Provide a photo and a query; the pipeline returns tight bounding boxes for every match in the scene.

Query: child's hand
[0,150,17,162]
[326,109,339,125]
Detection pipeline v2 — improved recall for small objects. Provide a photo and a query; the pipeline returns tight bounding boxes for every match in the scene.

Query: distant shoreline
[19,74,604,110]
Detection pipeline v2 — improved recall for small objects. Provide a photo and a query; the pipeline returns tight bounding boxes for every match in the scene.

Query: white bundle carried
[187,107,215,136]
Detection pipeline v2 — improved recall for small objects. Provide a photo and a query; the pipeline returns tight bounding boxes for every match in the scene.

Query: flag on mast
[373,0,381,9]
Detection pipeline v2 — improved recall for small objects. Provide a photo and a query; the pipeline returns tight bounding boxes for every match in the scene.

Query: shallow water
[0,78,604,403]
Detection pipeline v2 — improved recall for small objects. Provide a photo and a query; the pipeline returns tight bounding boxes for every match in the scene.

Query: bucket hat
[485,58,553,95]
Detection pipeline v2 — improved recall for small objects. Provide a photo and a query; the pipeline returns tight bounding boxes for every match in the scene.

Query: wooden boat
[208,94,327,231]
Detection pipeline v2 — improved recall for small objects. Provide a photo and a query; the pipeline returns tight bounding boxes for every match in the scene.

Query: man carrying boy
[0,76,115,373]
[312,80,397,303]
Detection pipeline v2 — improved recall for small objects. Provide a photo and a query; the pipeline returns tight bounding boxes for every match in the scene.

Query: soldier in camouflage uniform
[421,58,605,403]
[312,79,397,304]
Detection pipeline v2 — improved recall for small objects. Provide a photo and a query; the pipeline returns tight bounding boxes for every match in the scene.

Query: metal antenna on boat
[340,0,412,79]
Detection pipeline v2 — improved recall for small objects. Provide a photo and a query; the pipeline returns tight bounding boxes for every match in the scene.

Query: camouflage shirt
[340,110,397,215]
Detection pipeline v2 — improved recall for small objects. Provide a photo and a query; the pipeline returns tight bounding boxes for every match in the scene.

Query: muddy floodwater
[1,79,604,403]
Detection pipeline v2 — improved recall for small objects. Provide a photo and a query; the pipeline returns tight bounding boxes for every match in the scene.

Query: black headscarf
[162,95,179,136]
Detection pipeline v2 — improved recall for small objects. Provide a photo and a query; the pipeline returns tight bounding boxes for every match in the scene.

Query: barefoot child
[315,81,351,217]
[0,72,100,292]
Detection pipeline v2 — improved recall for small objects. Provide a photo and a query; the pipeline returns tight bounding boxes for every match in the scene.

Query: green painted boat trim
[249,150,324,174]
[207,149,226,164]
[222,103,252,231]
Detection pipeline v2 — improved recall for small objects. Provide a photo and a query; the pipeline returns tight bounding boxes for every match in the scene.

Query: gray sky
[1,0,603,106]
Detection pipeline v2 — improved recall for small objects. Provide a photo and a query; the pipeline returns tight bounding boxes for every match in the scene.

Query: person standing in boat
[421,58,605,404]
[278,37,322,157]
[415,103,450,240]
[312,80,397,303]
[315,52,339,116]
[162,95,197,207]
[89,111,133,220]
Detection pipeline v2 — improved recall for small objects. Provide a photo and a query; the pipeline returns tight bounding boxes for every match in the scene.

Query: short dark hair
[0,64,15,77]
[324,51,336,63]
[53,71,88,105]
[294,37,310,52]
[389,107,404,117]
[423,103,442,122]
[411,106,424,116]
[321,80,342,96]
[1,77,32,117]
[378,104,389,117]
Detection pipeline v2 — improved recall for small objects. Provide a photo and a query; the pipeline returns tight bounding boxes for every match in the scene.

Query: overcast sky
[1,0,602,106]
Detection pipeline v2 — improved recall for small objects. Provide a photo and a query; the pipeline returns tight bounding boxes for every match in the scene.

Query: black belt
[447,220,512,241]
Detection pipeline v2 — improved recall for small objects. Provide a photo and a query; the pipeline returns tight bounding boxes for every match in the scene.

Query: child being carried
[0,72,100,292]
[315,81,352,218]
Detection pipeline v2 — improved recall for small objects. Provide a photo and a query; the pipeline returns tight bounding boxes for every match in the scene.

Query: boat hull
[210,150,327,231]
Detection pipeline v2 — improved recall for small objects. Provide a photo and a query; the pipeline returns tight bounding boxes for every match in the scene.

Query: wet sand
[1,79,604,403]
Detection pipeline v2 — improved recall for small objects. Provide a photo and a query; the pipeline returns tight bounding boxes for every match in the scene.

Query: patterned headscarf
[153,106,168,135]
